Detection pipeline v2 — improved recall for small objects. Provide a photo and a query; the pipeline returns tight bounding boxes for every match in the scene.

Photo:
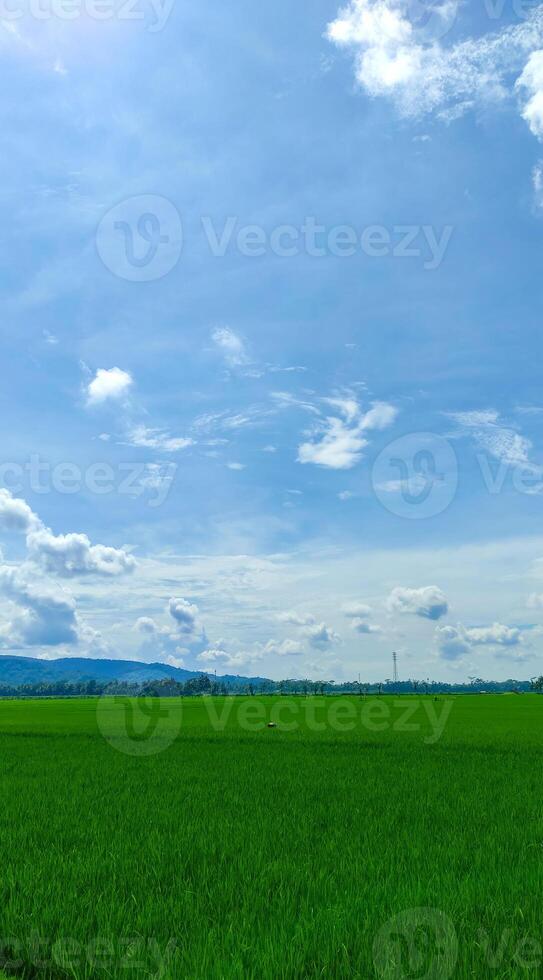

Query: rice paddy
[0,693,542,978]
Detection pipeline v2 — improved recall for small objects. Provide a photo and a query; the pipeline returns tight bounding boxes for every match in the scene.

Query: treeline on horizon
[0,674,541,699]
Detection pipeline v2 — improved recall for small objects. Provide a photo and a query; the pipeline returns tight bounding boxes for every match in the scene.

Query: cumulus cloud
[467,623,522,646]
[351,619,382,634]
[197,647,262,670]
[27,529,136,578]
[262,638,305,657]
[342,601,373,618]
[135,616,165,636]
[298,398,398,470]
[86,367,133,406]
[436,621,523,660]
[517,50,543,138]
[134,597,208,663]
[0,567,79,647]
[168,597,199,635]
[276,610,341,650]
[387,586,449,620]
[301,622,341,649]
[0,488,41,533]
[435,624,471,660]
[327,0,543,119]
[342,601,382,633]
[277,610,317,626]
[0,489,136,579]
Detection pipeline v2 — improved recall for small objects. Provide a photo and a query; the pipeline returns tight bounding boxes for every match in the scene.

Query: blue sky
[2,0,543,681]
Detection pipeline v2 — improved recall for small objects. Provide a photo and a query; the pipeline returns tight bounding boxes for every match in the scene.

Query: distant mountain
[0,655,270,688]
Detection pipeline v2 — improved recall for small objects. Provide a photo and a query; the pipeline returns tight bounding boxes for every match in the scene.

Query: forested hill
[0,655,269,688]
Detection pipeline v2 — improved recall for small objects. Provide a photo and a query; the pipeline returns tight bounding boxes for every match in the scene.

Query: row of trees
[0,674,539,699]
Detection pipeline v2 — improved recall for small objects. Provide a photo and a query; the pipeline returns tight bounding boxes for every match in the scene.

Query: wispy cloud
[327,0,543,119]
[211,327,249,368]
[297,396,398,470]
[448,409,542,476]
[126,425,194,453]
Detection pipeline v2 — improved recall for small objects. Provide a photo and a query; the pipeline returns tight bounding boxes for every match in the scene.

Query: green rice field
[0,694,542,978]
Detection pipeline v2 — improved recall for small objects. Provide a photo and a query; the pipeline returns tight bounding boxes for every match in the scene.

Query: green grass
[0,694,542,978]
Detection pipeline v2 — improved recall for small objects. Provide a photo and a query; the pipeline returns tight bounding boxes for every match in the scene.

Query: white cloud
[87,367,133,406]
[134,598,208,663]
[467,623,522,646]
[327,0,543,124]
[0,489,135,579]
[135,616,165,635]
[387,585,449,620]
[298,417,369,470]
[342,601,372,618]
[360,401,399,430]
[27,529,136,578]
[435,624,471,660]
[0,489,40,533]
[126,425,193,453]
[197,647,262,670]
[533,160,543,208]
[436,621,523,660]
[211,327,249,367]
[262,638,305,657]
[298,398,398,470]
[277,610,316,626]
[0,566,79,647]
[168,597,199,635]
[517,49,543,138]
[301,622,341,649]
[342,601,381,633]
[352,619,382,634]
[448,409,539,472]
